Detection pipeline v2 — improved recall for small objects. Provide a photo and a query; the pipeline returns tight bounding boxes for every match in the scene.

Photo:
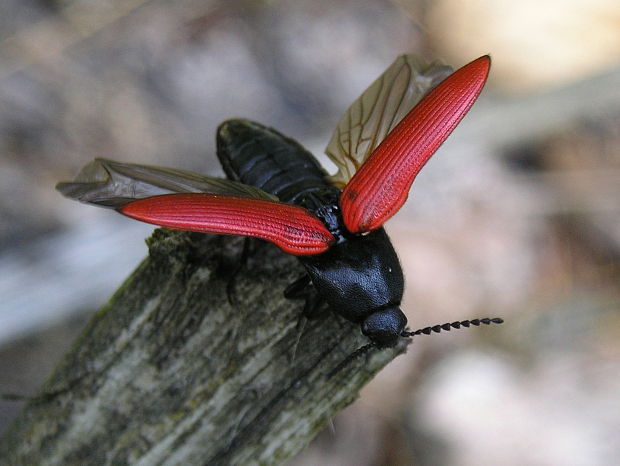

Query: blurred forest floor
[1,1,619,465]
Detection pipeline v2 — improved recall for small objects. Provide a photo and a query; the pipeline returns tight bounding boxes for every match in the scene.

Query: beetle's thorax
[299,227,404,324]
[294,187,349,243]
[293,182,406,336]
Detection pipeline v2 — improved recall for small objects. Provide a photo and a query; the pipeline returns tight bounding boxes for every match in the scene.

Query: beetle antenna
[327,342,376,378]
[401,317,503,338]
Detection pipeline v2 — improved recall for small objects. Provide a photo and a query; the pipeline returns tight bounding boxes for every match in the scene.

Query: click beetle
[57,55,502,355]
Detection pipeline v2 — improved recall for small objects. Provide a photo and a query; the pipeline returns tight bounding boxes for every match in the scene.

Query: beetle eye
[361,307,407,348]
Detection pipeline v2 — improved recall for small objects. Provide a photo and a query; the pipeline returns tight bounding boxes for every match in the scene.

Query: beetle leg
[301,292,327,319]
[283,274,312,299]
[289,316,307,363]
[284,274,328,319]
[225,238,254,305]
[288,286,328,362]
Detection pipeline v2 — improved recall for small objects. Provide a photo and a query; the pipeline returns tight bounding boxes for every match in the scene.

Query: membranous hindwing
[56,158,277,208]
[325,55,453,188]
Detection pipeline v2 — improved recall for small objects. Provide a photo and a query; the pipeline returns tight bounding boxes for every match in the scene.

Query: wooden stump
[0,230,407,465]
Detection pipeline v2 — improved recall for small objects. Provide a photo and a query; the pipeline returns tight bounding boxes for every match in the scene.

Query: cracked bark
[0,229,407,465]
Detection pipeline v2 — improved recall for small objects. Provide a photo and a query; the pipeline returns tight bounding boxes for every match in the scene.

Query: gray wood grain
[0,229,407,465]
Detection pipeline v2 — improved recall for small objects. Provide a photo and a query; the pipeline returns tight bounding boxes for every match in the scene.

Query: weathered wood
[0,229,407,465]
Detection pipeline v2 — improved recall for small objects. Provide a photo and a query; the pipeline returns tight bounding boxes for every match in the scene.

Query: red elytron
[121,194,335,255]
[340,55,491,234]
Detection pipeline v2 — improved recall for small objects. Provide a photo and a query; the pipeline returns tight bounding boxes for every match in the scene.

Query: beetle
[57,55,501,353]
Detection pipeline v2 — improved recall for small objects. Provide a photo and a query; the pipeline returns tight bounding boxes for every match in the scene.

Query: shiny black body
[217,119,407,347]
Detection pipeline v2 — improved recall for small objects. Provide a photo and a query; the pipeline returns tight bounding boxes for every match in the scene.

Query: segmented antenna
[401,317,503,338]
[328,317,504,378]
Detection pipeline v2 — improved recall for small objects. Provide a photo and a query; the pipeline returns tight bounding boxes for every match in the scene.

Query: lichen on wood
[0,229,407,465]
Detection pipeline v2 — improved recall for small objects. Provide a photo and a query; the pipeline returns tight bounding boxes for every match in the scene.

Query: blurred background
[1,0,619,464]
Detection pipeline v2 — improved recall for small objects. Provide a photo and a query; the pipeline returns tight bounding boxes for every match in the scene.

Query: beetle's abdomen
[216,119,331,204]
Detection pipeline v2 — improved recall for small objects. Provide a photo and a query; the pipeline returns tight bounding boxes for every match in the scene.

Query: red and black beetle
[57,55,501,353]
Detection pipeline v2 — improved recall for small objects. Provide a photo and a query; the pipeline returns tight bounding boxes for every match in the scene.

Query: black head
[361,307,407,348]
